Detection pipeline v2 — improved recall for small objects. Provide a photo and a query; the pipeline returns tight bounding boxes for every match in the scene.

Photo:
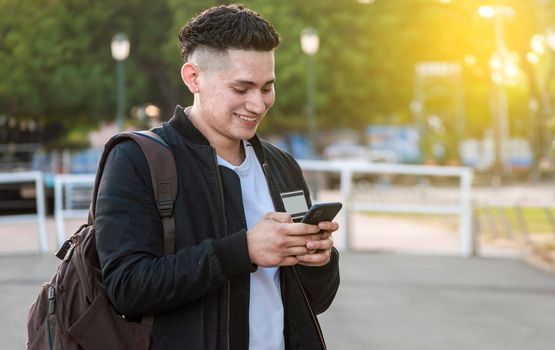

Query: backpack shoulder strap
[89,130,178,255]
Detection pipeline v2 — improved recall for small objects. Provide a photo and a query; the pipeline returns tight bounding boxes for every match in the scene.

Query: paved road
[320,253,555,350]
[3,252,555,349]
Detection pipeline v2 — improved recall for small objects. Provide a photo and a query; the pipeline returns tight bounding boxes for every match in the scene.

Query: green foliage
[0,0,178,147]
[1,0,114,121]
[0,0,546,148]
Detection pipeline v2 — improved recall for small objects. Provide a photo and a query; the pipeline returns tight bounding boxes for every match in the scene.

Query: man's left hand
[296,221,338,267]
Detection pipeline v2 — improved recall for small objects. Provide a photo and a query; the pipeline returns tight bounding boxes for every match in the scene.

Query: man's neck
[187,106,245,166]
[217,141,245,166]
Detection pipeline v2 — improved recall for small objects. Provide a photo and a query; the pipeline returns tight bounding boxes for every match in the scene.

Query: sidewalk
[4,252,555,349]
[319,252,555,350]
[0,217,83,255]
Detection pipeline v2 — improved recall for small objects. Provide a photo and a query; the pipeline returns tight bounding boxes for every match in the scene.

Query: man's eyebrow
[232,79,275,86]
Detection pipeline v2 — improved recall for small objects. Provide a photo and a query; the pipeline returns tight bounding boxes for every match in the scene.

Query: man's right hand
[246,212,325,267]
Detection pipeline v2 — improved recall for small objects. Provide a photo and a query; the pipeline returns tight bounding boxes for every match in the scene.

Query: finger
[284,233,327,248]
[265,212,292,223]
[318,221,339,232]
[296,249,331,265]
[285,223,320,236]
[297,260,328,267]
[292,231,330,243]
[283,246,311,256]
[306,239,333,252]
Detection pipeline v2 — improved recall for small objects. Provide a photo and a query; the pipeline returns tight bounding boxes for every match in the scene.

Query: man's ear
[181,63,199,93]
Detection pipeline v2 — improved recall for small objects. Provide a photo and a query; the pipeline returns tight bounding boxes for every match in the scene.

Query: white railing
[298,160,475,257]
[0,171,48,253]
[49,161,475,257]
[54,174,95,247]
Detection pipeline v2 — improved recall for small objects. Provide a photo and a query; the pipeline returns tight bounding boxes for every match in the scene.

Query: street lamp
[300,28,319,156]
[111,33,130,131]
[479,5,514,181]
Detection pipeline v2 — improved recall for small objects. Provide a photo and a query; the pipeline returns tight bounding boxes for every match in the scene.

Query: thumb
[265,212,292,223]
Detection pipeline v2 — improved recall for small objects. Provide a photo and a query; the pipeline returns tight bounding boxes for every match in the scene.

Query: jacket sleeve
[295,249,340,314]
[95,141,255,317]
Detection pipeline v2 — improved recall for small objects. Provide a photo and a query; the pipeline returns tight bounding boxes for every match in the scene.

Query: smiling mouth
[234,113,257,122]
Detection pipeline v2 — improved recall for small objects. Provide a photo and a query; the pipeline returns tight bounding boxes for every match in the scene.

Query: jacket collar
[168,105,210,146]
[167,105,267,165]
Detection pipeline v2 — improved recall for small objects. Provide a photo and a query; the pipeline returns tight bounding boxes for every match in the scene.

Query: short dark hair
[178,4,280,61]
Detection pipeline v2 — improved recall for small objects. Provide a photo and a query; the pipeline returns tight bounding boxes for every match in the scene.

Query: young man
[96,4,339,350]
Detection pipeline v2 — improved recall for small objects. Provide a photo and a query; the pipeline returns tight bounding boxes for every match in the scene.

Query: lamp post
[300,28,319,156]
[111,33,130,131]
[479,5,514,181]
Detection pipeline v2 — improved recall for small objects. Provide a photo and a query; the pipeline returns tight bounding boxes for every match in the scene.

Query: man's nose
[245,91,266,114]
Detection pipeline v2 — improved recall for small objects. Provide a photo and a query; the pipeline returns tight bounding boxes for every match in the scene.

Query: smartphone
[300,202,342,225]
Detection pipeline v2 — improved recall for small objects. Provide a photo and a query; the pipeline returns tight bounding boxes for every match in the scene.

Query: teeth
[236,113,257,122]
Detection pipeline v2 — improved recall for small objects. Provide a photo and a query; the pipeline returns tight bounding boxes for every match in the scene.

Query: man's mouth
[234,113,257,122]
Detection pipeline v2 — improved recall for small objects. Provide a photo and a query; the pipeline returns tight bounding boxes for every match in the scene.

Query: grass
[476,207,555,237]
[363,207,555,237]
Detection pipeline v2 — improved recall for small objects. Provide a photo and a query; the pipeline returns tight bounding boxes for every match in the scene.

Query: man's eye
[232,88,247,94]
[262,87,273,93]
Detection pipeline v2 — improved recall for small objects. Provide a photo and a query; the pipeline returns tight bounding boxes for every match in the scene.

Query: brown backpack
[26,131,178,350]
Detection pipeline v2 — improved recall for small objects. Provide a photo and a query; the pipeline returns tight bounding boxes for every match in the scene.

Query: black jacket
[96,106,340,349]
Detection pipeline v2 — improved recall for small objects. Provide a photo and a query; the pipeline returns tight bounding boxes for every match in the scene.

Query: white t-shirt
[217,141,285,350]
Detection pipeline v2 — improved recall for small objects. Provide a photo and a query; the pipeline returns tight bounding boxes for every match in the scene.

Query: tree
[0,0,178,147]
[0,0,543,151]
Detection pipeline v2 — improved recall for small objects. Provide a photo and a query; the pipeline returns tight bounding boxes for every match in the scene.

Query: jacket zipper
[211,148,231,350]
[262,162,326,349]
[262,162,325,348]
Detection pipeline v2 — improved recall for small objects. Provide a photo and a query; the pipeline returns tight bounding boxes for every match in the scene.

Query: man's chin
[236,129,258,141]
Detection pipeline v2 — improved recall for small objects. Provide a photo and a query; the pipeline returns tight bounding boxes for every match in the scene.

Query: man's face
[194,49,276,145]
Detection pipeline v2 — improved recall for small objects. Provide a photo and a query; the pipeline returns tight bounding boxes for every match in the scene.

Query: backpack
[26,131,178,350]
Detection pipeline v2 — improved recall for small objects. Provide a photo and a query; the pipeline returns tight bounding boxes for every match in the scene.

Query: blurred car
[321,143,399,188]
[323,143,368,161]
